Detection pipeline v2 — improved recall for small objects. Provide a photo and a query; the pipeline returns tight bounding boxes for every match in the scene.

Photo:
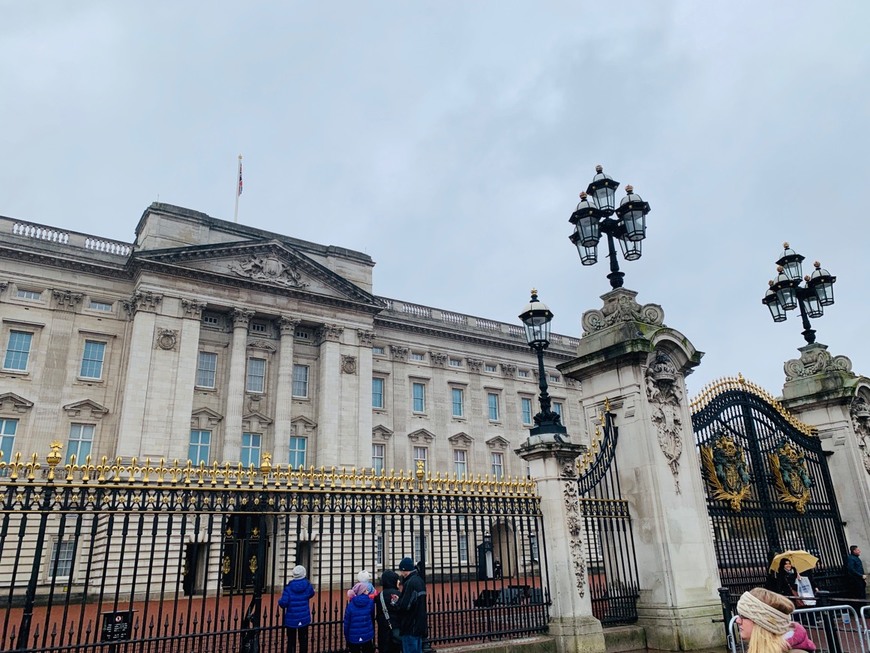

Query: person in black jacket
[375,570,401,653]
[394,558,427,653]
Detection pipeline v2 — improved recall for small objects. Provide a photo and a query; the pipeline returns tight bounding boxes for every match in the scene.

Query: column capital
[317,323,344,344]
[51,289,83,312]
[430,351,447,367]
[231,308,255,329]
[278,316,302,337]
[356,329,376,348]
[181,299,207,320]
[122,291,163,318]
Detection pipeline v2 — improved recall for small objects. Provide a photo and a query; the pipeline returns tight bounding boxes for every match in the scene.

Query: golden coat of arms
[768,440,813,513]
[700,434,752,511]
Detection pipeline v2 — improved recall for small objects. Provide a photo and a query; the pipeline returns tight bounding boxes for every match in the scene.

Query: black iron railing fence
[0,446,549,653]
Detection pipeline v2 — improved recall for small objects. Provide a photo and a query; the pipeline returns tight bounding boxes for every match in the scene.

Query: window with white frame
[491,452,505,479]
[521,397,533,424]
[67,423,94,463]
[413,446,428,472]
[0,419,18,472]
[88,300,113,312]
[410,352,425,362]
[292,364,309,397]
[372,443,385,474]
[448,358,462,368]
[49,539,76,579]
[549,373,560,383]
[241,433,262,467]
[487,393,500,421]
[15,289,41,301]
[376,534,385,567]
[453,449,468,478]
[246,357,266,393]
[484,363,497,373]
[372,377,385,409]
[530,533,540,563]
[412,383,426,413]
[456,516,469,563]
[289,436,307,468]
[553,402,563,418]
[518,369,530,378]
[189,430,211,464]
[372,346,386,355]
[202,313,221,328]
[4,331,33,371]
[451,388,464,418]
[196,352,218,388]
[414,533,424,564]
[251,321,268,334]
[79,340,106,379]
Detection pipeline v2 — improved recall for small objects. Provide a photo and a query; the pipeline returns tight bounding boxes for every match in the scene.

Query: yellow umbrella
[769,550,819,574]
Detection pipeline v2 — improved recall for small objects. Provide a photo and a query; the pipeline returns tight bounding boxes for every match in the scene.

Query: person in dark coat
[775,558,800,597]
[845,545,867,599]
[277,565,316,653]
[344,582,376,653]
[375,570,401,653]
[394,557,427,653]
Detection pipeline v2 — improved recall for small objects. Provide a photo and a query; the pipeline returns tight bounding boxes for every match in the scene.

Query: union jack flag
[238,159,243,196]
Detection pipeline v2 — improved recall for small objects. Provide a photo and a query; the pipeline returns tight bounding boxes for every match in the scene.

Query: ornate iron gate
[691,376,849,600]
[577,402,641,625]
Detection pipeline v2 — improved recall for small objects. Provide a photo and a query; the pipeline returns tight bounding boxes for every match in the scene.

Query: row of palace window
[0,419,95,471]
[372,378,562,424]
[2,331,107,379]
[196,352,311,396]
[371,346,559,383]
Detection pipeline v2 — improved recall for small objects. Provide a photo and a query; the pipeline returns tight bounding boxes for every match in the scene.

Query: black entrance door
[692,379,848,598]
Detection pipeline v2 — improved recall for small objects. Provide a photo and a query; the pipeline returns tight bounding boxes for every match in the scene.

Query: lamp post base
[606,270,625,289]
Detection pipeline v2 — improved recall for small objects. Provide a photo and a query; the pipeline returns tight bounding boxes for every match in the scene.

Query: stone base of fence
[548,615,607,653]
[602,625,646,652]
[638,603,724,651]
[436,635,556,653]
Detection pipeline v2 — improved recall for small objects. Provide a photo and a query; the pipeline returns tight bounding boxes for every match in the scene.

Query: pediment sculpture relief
[227,254,309,288]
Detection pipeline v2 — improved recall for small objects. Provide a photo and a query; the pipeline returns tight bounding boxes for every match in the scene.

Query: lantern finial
[595,164,603,173]
[625,184,634,193]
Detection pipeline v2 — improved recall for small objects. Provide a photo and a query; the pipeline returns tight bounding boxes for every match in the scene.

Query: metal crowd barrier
[727,605,866,653]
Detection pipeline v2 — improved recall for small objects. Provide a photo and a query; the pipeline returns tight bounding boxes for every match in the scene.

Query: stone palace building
[0,202,584,478]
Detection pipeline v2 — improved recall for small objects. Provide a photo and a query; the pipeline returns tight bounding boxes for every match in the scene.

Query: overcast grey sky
[2,1,868,398]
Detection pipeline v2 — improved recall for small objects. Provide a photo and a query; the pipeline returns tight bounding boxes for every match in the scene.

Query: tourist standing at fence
[775,558,800,598]
[278,565,316,653]
[344,582,376,653]
[735,587,815,653]
[845,545,866,599]
[394,558,427,653]
[375,570,402,653]
[348,570,375,600]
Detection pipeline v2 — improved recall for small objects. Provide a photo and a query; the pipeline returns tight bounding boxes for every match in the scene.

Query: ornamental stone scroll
[850,395,870,475]
[581,288,664,336]
[784,343,852,381]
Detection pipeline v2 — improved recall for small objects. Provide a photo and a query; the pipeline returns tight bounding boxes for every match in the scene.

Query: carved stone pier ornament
[181,299,207,319]
[560,457,587,596]
[581,288,664,336]
[784,343,852,381]
[645,351,684,493]
[849,395,870,475]
[227,254,308,288]
[341,355,357,375]
[768,439,814,513]
[700,433,752,511]
[155,328,179,351]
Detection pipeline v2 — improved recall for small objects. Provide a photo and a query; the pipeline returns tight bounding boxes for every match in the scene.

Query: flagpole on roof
[234,154,243,223]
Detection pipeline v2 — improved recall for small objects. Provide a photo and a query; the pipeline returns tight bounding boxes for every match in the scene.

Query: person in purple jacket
[278,565,316,653]
[344,582,376,653]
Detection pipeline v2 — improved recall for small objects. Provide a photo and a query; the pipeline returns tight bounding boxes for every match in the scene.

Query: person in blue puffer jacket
[343,582,376,653]
[278,565,316,653]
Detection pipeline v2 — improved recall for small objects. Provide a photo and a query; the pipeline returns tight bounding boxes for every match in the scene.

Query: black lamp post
[569,165,651,289]
[519,290,567,438]
[762,242,836,344]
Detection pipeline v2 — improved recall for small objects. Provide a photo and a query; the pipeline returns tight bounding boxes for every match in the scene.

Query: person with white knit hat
[736,587,815,653]
[278,565,316,653]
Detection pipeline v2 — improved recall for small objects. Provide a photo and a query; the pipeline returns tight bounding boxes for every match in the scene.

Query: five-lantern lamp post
[762,242,836,344]
[569,165,651,289]
[519,290,567,439]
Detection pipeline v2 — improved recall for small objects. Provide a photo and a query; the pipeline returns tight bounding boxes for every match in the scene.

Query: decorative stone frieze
[429,351,448,367]
[850,395,870,475]
[227,254,308,288]
[357,329,375,348]
[231,308,255,329]
[466,359,483,373]
[247,339,277,353]
[581,288,664,336]
[122,291,163,317]
[51,289,83,311]
[390,345,409,362]
[181,299,207,319]
[784,343,852,381]
[155,328,179,351]
[560,457,586,596]
[341,355,357,375]
[645,351,684,494]
[317,323,344,344]
[0,281,7,294]
[501,363,517,378]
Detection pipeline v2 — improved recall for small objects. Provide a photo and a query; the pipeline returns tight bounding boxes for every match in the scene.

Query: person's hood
[786,622,816,652]
[288,578,311,594]
[380,570,400,590]
[350,593,372,607]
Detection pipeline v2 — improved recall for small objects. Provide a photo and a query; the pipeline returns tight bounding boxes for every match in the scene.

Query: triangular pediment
[191,407,224,429]
[134,240,383,311]
[291,415,317,436]
[0,393,34,414]
[63,399,109,419]
[486,435,510,450]
[408,428,436,444]
[242,411,273,431]
[373,425,394,441]
[448,432,473,446]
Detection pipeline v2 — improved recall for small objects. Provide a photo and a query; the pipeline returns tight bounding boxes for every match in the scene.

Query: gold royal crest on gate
[700,434,752,511]
[768,440,813,513]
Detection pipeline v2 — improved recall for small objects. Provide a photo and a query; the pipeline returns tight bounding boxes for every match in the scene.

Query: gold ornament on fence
[700,434,752,511]
[768,440,813,513]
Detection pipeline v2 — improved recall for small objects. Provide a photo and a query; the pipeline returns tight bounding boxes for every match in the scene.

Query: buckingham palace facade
[0,202,584,478]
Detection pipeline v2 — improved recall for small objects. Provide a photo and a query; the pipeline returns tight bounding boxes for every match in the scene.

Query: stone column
[116,292,163,459]
[315,323,343,467]
[274,316,300,465]
[778,343,870,555]
[516,437,605,653]
[170,299,205,460]
[357,330,375,469]
[558,288,723,651]
[224,308,254,462]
